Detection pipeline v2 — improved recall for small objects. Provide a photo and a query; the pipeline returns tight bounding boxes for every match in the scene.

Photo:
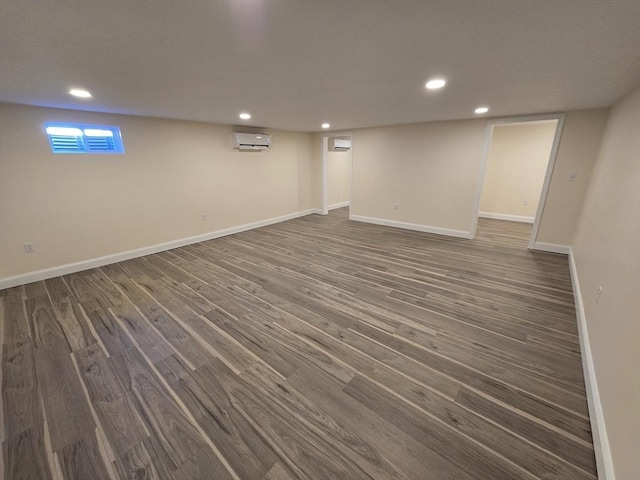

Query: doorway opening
[321,133,353,215]
[472,114,565,249]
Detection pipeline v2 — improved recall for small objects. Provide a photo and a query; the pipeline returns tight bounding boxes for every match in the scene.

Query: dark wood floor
[1,208,596,480]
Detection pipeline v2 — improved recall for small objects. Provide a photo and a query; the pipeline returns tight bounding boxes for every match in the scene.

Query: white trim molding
[349,214,473,239]
[321,131,354,215]
[0,208,322,290]
[469,113,566,243]
[328,201,350,210]
[569,248,615,480]
[530,241,571,255]
[478,211,535,224]
[527,114,566,250]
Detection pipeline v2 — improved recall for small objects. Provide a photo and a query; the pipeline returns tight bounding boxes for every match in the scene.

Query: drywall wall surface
[350,118,488,233]
[310,132,323,209]
[536,108,609,245]
[479,121,556,218]
[572,86,640,480]
[327,148,351,207]
[0,103,314,278]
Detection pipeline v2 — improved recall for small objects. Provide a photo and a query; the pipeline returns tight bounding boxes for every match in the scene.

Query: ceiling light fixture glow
[239,112,251,120]
[321,123,330,129]
[474,106,489,114]
[425,79,446,90]
[69,89,92,98]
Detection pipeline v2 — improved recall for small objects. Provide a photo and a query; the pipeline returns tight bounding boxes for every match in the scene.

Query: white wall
[0,103,314,280]
[311,133,323,209]
[536,108,610,245]
[571,86,640,480]
[351,119,488,236]
[327,148,351,207]
[349,109,609,242]
[479,121,557,221]
[0,103,615,282]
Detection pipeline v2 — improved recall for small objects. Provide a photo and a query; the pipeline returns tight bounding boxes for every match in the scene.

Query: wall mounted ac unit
[232,132,271,151]
[329,138,351,151]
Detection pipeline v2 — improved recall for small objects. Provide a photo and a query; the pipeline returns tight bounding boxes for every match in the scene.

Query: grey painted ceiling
[1,0,638,132]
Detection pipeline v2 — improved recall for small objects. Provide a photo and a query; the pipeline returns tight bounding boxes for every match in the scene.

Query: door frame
[321,132,354,215]
[470,113,566,249]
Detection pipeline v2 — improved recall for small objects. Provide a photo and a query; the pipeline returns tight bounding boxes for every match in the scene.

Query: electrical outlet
[201,214,207,222]
[394,203,399,210]
[522,199,528,206]
[568,173,577,182]
[595,286,603,304]
[23,242,35,253]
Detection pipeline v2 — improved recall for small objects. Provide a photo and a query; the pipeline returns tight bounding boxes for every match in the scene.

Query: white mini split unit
[329,138,351,151]
[232,132,271,151]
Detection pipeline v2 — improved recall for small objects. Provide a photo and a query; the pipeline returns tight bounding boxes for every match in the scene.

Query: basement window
[45,122,125,154]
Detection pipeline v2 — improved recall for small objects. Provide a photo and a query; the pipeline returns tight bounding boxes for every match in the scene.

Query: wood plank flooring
[1,208,597,479]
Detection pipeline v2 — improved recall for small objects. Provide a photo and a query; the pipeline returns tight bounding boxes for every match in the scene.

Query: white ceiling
[1,0,638,132]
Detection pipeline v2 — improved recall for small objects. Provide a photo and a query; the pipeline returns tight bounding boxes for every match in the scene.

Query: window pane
[45,122,124,154]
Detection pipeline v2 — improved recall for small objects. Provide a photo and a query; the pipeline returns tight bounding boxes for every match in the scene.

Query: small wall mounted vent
[232,132,271,151]
[329,138,351,151]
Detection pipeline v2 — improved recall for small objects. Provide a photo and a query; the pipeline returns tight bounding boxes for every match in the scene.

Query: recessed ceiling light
[475,106,489,114]
[69,89,92,98]
[239,112,251,120]
[425,79,446,90]
[321,123,330,129]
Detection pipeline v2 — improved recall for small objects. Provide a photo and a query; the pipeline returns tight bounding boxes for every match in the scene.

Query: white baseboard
[569,248,614,480]
[349,214,473,239]
[328,201,350,210]
[479,211,535,223]
[0,208,322,290]
[531,241,571,255]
